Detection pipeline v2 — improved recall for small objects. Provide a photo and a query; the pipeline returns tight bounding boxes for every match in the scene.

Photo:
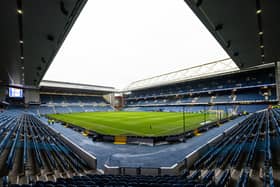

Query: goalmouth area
[48,111,221,137]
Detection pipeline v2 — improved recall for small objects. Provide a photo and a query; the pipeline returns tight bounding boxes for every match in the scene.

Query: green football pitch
[48,112,219,136]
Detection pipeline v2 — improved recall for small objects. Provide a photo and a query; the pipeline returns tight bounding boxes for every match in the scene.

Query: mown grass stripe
[48,112,219,136]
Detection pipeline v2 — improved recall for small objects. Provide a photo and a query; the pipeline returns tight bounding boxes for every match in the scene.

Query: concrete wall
[123,168,138,175]
[160,163,181,176]
[275,62,280,103]
[0,87,6,101]
[140,168,160,176]
[24,89,40,104]
[104,165,120,175]
[104,119,243,176]
[184,122,240,170]
[46,124,97,170]
[59,134,97,169]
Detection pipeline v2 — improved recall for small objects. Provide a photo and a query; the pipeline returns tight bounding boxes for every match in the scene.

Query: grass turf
[48,112,218,136]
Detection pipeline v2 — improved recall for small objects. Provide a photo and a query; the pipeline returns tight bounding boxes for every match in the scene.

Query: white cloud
[43,0,229,89]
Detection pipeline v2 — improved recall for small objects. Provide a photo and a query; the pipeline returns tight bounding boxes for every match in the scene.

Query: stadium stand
[125,67,275,99]
[0,111,94,185]
[9,174,200,187]
[124,66,276,114]
[1,1,280,186]
[6,108,280,186]
[34,94,114,115]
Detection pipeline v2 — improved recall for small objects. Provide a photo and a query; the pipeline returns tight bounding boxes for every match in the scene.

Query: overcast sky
[43,0,229,89]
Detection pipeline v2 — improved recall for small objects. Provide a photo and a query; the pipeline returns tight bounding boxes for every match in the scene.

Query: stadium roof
[0,0,87,88]
[42,0,231,89]
[2,1,279,91]
[125,58,239,91]
[184,0,280,68]
[40,80,115,94]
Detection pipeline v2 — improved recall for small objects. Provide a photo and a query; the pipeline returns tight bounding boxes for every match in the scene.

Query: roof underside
[125,58,239,91]
[2,0,278,92]
[0,0,87,88]
[40,80,115,94]
[184,0,280,68]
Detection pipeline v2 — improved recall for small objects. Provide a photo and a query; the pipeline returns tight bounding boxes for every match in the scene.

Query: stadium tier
[125,67,275,99]
[123,104,268,113]
[0,111,94,185]
[124,66,276,114]
[40,94,109,105]
[8,174,199,187]
[34,94,114,115]
[4,109,279,186]
[1,1,280,186]
[1,42,278,187]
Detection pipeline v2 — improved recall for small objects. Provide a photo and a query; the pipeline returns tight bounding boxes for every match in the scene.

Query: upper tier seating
[213,95,232,103]
[126,67,275,100]
[124,68,276,108]
[125,88,275,107]
[41,95,109,105]
[235,92,264,101]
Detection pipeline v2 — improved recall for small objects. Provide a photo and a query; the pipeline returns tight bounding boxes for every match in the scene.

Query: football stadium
[0,0,280,187]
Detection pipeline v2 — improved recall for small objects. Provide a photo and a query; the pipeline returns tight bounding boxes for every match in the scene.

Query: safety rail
[6,122,22,169]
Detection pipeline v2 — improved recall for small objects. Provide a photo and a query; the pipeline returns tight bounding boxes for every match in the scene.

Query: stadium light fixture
[17,9,23,14]
[260,45,264,48]
[256,9,262,14]
[233,52,239,57]
[19,40,24,44]
[195,0,203,7]
[226,40,231,48]
[215,24,223,31]
[20,56,24,60]
[258,31,263,35]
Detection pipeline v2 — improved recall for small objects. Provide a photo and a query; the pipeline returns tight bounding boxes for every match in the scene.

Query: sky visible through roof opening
[43,0,230,89]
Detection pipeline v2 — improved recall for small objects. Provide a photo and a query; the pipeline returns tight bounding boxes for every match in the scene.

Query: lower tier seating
[4,108,280,186]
